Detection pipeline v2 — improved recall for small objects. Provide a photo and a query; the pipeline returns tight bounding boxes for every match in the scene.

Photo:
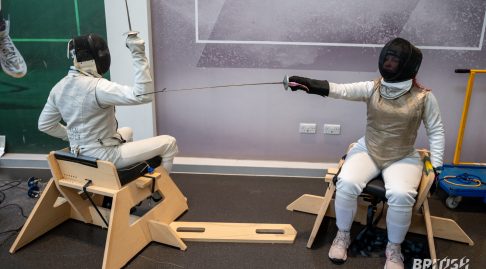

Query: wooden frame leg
[409,212,474,246]
[305,182,336,248]
[429,217,474,245]
[103,188,151,269]
[56,184,93,223]
[150,170,189,223]
[9,179,71,253]
[149,221,187,250]
[422,199,437,261]
[147,170,188,249]
[102,172,188,269]
[286,194,324,215]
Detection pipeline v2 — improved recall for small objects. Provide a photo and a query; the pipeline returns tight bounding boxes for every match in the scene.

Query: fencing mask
[68,33,111,76]
[379,38,422,83]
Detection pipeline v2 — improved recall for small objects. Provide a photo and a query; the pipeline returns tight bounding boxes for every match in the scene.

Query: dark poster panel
[0,0,107,153]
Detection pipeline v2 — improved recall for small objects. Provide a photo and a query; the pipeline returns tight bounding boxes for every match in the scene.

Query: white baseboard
[0,154,336,178]
[172,157,335,178]
[0,154,48,169]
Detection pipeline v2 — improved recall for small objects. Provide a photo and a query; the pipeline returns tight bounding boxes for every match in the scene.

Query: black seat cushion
[331,154,387,201]
[117,156,162,185]
[363,176,387,201]
[54,149,162,186]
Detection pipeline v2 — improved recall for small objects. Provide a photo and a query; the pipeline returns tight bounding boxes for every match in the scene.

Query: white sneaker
[384,242,404,269]
[328,230,351,264]
[0,20,27,78]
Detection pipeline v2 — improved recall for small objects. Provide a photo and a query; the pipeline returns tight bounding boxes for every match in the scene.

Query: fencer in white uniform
[38,33,178,173]
[289,37,445,269]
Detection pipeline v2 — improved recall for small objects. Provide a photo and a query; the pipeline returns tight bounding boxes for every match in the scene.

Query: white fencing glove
[126,34,145,55]
[125,34,152,88]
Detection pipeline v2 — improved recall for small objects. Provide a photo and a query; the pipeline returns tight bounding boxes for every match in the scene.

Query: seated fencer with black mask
[288,38,445,269]
[38,33,178,176]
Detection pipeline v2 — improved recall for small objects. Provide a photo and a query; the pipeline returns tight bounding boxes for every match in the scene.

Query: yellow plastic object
[453,69,486,165]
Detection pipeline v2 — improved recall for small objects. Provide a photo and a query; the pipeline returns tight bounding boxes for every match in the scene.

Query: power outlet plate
[299,123,317,134]
[323,124,341,135]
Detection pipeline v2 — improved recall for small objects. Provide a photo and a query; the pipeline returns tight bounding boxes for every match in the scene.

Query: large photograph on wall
[152,0,486,163]
[0,0,107,153]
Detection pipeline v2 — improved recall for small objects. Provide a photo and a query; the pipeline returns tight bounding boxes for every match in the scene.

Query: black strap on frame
[83,179,109,227]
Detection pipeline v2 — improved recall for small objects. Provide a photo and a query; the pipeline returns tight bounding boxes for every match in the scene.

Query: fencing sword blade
[123,0,138,36]
[125,0,132,31]
[136,88,166,97]
[166,81,283,92]
[136,75,302,96]
[165,75,292,92]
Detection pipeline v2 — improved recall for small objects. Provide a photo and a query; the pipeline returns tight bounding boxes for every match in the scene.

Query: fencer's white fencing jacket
[38,35,153,163]
[328,79,445,168]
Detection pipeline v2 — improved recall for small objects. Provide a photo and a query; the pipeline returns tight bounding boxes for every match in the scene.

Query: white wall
[103,0,486,165]
[150,0,486,164]
[104,0,156,139]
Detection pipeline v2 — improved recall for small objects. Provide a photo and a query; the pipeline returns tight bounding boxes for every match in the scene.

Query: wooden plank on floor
[170,222,297,244]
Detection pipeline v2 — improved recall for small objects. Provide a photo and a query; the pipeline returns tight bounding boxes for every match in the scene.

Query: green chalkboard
[0,0,107,153]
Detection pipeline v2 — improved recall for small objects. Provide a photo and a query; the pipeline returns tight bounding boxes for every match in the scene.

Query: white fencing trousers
[334,139,423,244]
[115,127,178,173]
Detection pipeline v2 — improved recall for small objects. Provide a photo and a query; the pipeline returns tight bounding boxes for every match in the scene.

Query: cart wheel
[445,196,462,209]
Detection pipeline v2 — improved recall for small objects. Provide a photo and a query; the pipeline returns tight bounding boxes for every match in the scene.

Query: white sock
[386,206,412,243]
[334,191,358,231]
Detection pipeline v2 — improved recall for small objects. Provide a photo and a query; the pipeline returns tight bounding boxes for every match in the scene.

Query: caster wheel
[445,196,462,209]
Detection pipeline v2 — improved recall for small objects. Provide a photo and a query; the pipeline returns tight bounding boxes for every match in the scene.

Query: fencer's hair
[412,78,431,92]
[378,37,422,83]
[67,33,111,75]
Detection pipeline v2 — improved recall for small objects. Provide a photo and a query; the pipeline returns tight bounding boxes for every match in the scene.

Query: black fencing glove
[289,76,330,97]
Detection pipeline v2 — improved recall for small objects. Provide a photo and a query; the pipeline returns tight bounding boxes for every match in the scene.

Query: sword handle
[283,75,290,90]
[283,75,309,92]
[123,31,140,36]
[288,82,309,92]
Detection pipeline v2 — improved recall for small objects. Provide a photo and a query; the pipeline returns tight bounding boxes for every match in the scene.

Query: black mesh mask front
[378,38,422,83]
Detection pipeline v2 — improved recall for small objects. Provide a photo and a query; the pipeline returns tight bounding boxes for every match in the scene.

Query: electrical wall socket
[323,124,341,135]
[299,123,317,134]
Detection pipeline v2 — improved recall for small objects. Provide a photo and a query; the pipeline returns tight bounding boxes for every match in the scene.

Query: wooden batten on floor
[170,222,297,244]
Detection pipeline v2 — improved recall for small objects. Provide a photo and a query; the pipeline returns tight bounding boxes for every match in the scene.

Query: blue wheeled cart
[439,69,486,209]
[438,164,486,209]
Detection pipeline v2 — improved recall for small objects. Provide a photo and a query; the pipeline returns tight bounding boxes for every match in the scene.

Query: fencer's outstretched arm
[289,76,374,101]
[422,93,445,168]
[328,81,374,101]
[95,34,153,106]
